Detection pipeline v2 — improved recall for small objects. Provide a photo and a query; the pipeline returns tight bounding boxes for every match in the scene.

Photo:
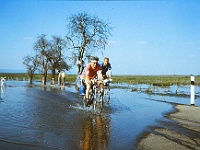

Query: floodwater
[0,81,199,150]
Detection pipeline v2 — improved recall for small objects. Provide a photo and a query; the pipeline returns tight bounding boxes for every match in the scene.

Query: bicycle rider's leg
[85,78,92,100]
[101,81,104,95]
[97,80,104,97]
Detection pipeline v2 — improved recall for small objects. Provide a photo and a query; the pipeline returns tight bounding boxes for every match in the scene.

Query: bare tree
[48,36,66,78]
[24,34,72,85]
[23,55,38,84]
[66,12,112,74]
[48,35,72,79]
[34,34,51,85]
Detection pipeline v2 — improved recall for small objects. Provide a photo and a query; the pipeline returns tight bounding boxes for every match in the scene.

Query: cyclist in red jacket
[81,56,103,102]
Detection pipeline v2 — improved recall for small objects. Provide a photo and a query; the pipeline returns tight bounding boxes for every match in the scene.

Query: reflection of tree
[81,115,110,150]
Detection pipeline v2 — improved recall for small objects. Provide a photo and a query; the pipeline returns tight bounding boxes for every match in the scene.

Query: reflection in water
[39,84,66,92]
[59,85,65,91]
[81,115,110,150]
[0,85,5,100]
[3,81,197,149]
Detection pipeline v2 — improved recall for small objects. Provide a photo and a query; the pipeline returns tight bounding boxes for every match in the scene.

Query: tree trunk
[28,72,34,84]
[52,67,56,79]
[77,47,85,75]
[43,69,48,85]
[29,76,33,84]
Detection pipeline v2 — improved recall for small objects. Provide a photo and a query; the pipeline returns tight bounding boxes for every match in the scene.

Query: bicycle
[81,78,104,114]
[102,79,111,103]
[77,75,112,114]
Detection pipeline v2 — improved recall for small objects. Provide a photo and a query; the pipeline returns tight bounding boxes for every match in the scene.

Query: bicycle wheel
[83,89,94,107]
[93,88,103,114]
[103,86,110,103]
[82,96,87,107]
[94,102,103,115]
[95,90,102,103]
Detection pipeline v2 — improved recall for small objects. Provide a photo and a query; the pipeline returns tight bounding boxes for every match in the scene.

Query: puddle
[0,81,198,149]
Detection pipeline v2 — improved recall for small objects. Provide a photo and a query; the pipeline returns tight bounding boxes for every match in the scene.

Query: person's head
[91,56,99,69]
[104,57,109,65]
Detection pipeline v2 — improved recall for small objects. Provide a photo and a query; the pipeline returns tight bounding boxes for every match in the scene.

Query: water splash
[69,104,94,111]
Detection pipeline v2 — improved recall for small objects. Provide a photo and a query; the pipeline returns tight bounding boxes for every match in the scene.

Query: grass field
[113,75,200,86]
[1,73,200,86]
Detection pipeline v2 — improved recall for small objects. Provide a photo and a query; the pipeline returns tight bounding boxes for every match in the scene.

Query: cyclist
[81,56,103,104]
[101,57,112,82]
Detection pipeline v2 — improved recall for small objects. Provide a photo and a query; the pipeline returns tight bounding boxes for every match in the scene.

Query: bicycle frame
[82,79,104,113]
[103,84,110,103]
[102,79,111,103]
[93,81,104,112]
[79,76,112,114]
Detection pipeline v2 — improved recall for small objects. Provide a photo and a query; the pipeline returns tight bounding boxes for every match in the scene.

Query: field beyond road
[1,73,200,86]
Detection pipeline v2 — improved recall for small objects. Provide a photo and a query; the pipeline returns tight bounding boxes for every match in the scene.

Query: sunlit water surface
[0,81,199,149]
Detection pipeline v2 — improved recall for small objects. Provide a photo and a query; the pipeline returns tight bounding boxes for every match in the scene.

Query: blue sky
[0,0,200,75]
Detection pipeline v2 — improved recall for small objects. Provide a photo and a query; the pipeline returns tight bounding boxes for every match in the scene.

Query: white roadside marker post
[190,76,195,105]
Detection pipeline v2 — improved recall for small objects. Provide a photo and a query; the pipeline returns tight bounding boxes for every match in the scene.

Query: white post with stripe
[190,76,195,105]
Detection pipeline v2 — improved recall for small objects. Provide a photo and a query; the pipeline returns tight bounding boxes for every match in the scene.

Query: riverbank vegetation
[1,73,200,86]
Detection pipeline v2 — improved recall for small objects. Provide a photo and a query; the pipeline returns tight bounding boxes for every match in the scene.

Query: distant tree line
[23,12,112,84]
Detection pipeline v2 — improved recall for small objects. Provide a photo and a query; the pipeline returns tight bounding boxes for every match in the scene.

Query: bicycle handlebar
[91,78,112,87]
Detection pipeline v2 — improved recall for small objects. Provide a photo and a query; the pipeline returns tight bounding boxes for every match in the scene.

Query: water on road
[1,81,198,149]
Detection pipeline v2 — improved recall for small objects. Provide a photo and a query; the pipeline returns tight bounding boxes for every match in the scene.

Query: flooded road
[0,81,199,149]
